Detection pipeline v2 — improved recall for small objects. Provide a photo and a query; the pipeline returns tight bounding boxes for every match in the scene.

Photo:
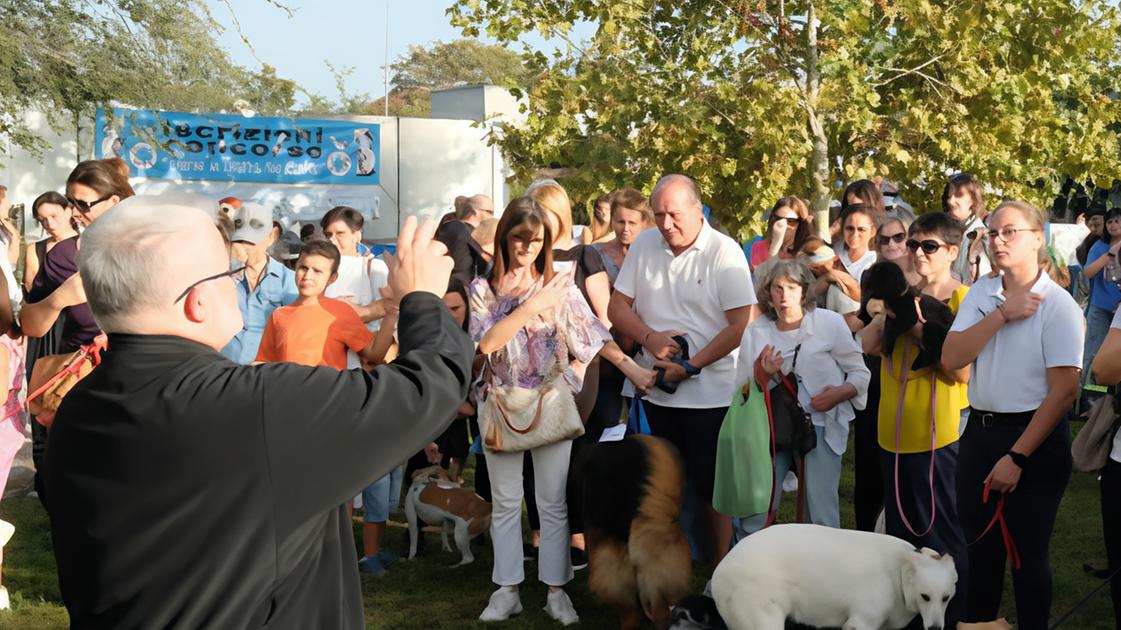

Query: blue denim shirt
[220,257,298,364]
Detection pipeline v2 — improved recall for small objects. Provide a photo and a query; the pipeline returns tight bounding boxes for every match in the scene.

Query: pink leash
[888,339,939,538]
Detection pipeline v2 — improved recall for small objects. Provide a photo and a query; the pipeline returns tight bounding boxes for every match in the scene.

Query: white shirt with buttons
[949,271,1084,414]
[614,221,756,409]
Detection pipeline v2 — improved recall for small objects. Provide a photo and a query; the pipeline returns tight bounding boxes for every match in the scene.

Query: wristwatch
[1007,450,1029,468]
[682,361,702,377]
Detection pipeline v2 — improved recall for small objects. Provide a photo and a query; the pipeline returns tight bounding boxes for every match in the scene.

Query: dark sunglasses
[877,232,906,247]
[174,265,247,303]
[774,216,802,225]
[67,195,113,213]
[906,239,949,255]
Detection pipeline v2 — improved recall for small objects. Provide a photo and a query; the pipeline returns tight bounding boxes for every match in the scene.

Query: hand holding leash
[643,330,683,361]
[758,344,784,376]
[984,455,1022,494]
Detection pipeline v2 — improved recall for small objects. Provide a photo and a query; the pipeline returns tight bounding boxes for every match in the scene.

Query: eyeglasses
[986,227,1039,243]
[67,195,113,213]
[878,232,906,247]
[906,239,950,255]
[844,225,872,234]
[173,265,247,303]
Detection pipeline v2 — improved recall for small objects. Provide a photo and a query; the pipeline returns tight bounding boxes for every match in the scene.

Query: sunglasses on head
[877,232,906,247]
[906,239,949,254]
[67,195,113,213]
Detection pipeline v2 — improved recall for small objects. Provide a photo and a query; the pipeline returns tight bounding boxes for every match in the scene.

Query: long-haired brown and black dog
[582,434,693,629]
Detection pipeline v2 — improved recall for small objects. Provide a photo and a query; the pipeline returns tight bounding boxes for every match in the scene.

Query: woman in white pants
[468,196,611,625]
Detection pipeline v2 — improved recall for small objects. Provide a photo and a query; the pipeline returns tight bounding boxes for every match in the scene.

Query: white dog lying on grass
[711,524,957,630]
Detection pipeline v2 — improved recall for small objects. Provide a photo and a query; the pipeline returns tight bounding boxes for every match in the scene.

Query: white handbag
[481,373,584,453]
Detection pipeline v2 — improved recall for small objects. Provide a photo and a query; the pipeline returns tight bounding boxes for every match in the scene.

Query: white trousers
[485,439,573,587]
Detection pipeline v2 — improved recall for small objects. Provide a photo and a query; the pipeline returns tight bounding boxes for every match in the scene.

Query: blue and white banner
[96,108,380,185]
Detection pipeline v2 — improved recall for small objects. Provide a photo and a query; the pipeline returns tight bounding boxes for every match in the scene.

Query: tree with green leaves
[450,0,1121,236]
[0,0,299,159]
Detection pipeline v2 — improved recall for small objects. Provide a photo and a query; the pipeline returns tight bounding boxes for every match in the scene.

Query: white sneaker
[544,589,579,626]
[0,520,13,547]
[782,470,799,493]
[0,586,9,610]
[479,587,522,622]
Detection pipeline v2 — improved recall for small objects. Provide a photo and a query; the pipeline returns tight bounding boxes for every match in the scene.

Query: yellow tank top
[877,285,970,453]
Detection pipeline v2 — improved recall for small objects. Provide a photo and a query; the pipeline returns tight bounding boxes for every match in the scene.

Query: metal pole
[384,1,390,117]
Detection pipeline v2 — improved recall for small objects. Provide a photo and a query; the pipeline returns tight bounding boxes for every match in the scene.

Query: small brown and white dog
[582,434,693,629]
[958,620,1012,629]
[404,466,491,566]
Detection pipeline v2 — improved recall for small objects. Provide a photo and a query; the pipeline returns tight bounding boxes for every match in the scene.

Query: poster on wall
[96,108,380,185]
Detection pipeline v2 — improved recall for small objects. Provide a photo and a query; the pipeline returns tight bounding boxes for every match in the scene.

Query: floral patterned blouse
[468,276,611,392]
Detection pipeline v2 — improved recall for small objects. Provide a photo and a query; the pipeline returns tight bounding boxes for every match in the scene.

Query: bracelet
[1007,450,1029,468]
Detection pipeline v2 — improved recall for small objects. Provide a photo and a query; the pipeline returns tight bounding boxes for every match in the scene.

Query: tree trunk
[805,0,831,238]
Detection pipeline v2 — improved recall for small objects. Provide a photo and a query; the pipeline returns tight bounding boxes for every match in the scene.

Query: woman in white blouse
[733,260,870,538]
[942,201,1083,629]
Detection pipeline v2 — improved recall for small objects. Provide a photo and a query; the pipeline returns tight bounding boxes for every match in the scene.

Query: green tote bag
[713,380,774,518]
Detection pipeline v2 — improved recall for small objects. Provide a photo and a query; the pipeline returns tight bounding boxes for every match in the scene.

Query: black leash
[1048,564,1121,629]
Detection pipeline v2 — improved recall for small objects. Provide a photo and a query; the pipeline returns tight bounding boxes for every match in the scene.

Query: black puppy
[860,261,955,371]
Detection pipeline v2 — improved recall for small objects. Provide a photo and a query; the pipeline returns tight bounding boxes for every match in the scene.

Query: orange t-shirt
[255,296,374,369]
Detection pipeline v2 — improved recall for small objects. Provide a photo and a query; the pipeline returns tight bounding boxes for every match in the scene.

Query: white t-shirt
[949,271,1084,413]
[838,247,877,284]
[325,254,389,368]
[0,233,20,308]
[1110,307,1121,463]
[614,222,757,408]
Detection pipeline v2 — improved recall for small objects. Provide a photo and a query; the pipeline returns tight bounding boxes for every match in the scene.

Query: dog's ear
[901,558,919,611]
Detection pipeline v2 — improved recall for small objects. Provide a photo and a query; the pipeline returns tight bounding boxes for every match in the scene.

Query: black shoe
[570,546,588,571]
[523,542,538,561]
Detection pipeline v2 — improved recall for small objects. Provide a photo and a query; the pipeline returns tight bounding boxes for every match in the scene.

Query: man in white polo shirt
[608,174,756,563]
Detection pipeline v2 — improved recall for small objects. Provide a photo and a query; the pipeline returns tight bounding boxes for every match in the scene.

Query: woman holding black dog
[943,201,1084,628]
[733,259,869,539]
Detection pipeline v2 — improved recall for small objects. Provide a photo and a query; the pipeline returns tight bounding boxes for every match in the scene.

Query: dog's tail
[630,436,692,625]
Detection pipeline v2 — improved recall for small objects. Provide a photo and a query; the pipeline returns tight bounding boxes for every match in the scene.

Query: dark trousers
[880,443,968,627]
[957,413,1071,628]
[1102,458,1121,628]
[854,358,883,532]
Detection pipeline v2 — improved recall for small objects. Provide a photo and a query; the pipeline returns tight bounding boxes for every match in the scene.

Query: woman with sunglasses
[18,160,131,506]
[749,197,813,274]
[875,215,921,286]
[942,201,1083,628]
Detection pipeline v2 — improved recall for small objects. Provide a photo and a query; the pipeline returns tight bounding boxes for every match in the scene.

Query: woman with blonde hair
[592,188,654,283]
[942,201,1083,628]
[586,193,616,245]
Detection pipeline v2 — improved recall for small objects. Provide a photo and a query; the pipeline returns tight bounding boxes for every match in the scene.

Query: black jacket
[435,220,488,287]
[46,293,474,629]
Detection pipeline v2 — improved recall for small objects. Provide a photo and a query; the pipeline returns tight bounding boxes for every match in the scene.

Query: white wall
[0,111,92,231]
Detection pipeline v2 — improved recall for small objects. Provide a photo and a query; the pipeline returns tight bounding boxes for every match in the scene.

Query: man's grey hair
[650,174,702,208]
[456,194,493,221]
[79,193,218,332]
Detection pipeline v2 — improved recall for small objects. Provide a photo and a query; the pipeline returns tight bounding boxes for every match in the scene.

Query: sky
[207,1,593,105]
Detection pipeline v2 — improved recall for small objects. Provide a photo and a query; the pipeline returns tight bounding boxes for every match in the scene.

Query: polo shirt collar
[986,269,1050,302]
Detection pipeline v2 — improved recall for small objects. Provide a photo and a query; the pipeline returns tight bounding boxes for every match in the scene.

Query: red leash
[755,358,807,528]
[970,482,1022,570]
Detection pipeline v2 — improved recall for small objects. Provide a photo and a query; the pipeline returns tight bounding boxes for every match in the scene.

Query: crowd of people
[0,157,1116,629]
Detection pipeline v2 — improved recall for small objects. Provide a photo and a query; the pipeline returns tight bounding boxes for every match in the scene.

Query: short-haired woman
[942,201,1084,628]
[942,173,991,284]
[470,196,611,625]
[733,260,870,538]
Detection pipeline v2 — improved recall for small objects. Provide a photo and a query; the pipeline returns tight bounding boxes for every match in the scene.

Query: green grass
[0,431,1114,629]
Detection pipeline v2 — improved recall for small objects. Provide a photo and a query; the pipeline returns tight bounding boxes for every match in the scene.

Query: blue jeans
[1084,304,1116,388]
[732,425,841,541]
[362,465,403,522]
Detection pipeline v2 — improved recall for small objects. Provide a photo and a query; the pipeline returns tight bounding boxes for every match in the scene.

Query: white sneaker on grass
[479,586,522,622]
[544,589,579,626]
